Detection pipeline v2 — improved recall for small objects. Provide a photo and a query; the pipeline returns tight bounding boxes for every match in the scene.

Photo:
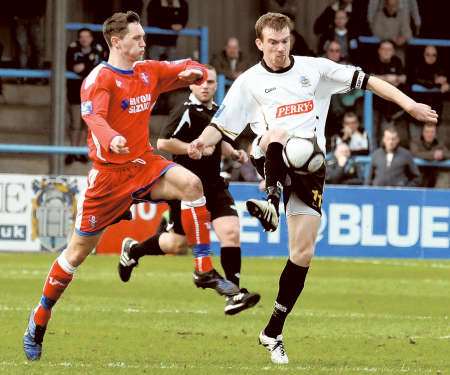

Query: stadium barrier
[0,174,448,258]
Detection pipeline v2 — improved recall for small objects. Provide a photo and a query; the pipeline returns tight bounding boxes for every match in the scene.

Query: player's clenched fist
[110,135,130,154]
[188,139,204,159]
[178,68,204,84]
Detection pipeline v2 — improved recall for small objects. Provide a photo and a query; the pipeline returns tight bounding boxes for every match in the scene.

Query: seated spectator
[366,126,420,187]
[333,112,369,155]
[65,28,104,165]
[409,45,449,129]
[146,0,188,61]
[371,0,412,62]
[368,0,421,36]
[326,143,364,185]
[410,123,450,188]
[210,37,251,81]
[368,40,407,147]
[324,40,344,63]
[318,10,358,63]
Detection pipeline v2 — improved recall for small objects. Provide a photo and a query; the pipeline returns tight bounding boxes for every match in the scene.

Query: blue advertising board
[213,183,450,259]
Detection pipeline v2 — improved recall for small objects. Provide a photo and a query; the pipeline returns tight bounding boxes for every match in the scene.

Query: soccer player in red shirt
[23,11,239,361]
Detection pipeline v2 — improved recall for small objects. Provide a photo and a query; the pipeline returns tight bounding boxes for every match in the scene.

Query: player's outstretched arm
[366,76,438,123]
[188,125,223,160]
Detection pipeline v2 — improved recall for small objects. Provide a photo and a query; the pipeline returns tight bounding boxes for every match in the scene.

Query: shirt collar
[260,55,294,74]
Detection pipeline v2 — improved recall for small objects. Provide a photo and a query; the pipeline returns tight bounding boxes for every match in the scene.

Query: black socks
[220,246,241,287]
[129,234,165,259]
[264,259,309,338]
[265,142,287,211]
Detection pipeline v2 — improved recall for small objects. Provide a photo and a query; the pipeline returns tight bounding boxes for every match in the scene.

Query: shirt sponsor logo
[276,100,314,118]
[81,101,93,116]
[128,93,152,114]
[264,87,276,93]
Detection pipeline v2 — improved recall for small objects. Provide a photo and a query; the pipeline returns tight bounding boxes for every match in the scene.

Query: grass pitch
[0,253,449,374]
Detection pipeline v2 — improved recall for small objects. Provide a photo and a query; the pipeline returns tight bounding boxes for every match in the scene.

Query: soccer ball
[282,136,325,174]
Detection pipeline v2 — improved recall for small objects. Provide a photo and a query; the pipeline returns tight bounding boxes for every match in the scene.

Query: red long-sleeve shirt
[80,59,206,164]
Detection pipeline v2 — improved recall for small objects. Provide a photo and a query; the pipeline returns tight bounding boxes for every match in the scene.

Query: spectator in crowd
[211,37,252,81]
[333,112,369,155]
[146,0,188,61]
[326,143,363,185]
[368,0,421,36]
[318,10,358,63]
[10,0,46,71]
[410,123,450,188]
[368,40,407,147]
[65,28,104,165]
[323,41,363,146]
[366,126,421,187]
[409,45,449,134]
[314,0,355,37]
[371,0,412,61]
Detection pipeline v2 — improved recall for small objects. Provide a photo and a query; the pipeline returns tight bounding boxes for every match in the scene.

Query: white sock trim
[57,250,77,274]
[181,196,206,209]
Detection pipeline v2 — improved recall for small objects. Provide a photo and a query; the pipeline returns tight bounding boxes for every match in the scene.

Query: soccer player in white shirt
[188,12,438,364]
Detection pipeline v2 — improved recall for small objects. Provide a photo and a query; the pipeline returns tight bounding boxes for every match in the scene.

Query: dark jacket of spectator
[291,30,315,56]
[410,137,450,161]
[326,155,363,185]
[66,39,104,105]
[147,0,188,47]
[210,49,251,81]
[314,0,355,35]
[366,146,421,187]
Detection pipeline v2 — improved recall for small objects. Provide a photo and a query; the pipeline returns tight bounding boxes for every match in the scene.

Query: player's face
[256,26,291,71]
[116,22,146,61]
[190,69,217,104]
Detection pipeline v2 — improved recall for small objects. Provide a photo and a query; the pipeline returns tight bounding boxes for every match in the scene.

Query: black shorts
[167,180,238,235]
[283,164,326,215]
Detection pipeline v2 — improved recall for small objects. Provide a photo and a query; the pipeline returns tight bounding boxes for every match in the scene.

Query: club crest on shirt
[140,72,149,85]
[299,75,311,87]
[115,79,122,88]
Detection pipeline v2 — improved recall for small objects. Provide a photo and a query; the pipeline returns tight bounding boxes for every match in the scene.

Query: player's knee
[65,242,92,267]
[182,174,203,200]
[221,227,240,246]
[290,244,315,267]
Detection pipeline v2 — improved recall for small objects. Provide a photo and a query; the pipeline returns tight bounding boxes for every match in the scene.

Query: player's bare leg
[213,215,260,315]
[259,214,320,364]
[24,232,102,360]
[246,128,289,232]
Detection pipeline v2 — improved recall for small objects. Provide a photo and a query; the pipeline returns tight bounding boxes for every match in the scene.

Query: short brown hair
[255,12,293,40]
[103,11,140,48]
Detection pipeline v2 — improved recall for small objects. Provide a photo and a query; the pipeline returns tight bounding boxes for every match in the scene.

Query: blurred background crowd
[0,0,449,188]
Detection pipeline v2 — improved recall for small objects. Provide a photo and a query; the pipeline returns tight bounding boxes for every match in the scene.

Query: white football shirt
[212,56,367,152]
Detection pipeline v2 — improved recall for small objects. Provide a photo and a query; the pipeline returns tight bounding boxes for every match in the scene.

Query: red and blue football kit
[76,59,207,235]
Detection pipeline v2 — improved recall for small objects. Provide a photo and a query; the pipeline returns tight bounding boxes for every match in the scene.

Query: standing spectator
[314,0,355,37]
[326,143,363,185]
[211,37,252,81]
[11,0,46,71]
[410,123,450,188]
[146,0,188,61]
[371,0,412,61]
[409,45,449,136]
[318,10,358,63]
[333,112,369,155]
[65,28,104,165]
[261,0,298,19]
[368,40,406,147]
[366,126,421,187]
[368,0,421,36]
